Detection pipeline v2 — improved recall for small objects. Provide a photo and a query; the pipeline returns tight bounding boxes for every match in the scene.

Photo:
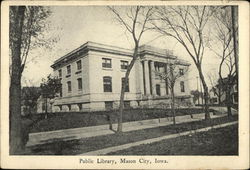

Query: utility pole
[220,5,238,83]
[231,6,238,83]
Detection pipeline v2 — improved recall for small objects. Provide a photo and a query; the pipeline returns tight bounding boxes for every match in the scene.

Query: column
[144,60,151,95]
[139,61,144,95]
[150,61,156,95]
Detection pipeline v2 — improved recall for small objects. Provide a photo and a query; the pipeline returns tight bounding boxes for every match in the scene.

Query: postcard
[1,0,249,169]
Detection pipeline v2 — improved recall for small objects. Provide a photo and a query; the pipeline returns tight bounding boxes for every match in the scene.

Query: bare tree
[9,6,57,154]
[40,74,62,118]
[152,6,216,120]
[108,6,154,132]
[210,7,237,117]
[207,72,224,104]
[156,59,189,125]
[10,6,58,74]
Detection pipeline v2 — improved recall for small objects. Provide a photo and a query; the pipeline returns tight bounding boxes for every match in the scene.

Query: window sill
[120,69,127,72]
[66,74,71,78]
[102,68,113,71]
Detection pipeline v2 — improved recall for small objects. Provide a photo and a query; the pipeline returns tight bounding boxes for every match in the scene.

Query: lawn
[25,115,238,155]
[108,124,238,155]
[27,108,212,133]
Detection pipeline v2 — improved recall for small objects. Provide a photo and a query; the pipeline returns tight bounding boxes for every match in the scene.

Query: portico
[138,58,172,98]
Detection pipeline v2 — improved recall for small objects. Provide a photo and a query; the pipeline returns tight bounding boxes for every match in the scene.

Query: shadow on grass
[108,124,238,155]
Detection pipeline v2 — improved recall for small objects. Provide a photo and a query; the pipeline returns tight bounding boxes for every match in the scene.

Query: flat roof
[51,41,189,69]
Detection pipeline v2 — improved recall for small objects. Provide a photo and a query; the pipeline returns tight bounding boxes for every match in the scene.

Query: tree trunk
[9,6,26,154]
[197,64,211,120]
[226,86,233,117]
[218,87,221,105]
[227,105,232,117]
[170,87,176,125]
[117,45,138,132]
[117,84,125,132]
[231,6,238,85]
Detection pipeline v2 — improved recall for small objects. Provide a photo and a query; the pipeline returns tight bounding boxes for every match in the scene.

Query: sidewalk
[80,121,238,155]
[26,112,228,147]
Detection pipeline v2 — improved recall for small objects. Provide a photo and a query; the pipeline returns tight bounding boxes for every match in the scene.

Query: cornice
[51,41,191,70]
[51,41,133,69]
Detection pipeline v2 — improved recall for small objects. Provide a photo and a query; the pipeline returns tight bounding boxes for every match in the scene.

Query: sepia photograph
[1,0,249,169]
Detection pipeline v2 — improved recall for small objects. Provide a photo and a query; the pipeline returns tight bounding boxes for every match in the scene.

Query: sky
[22,6,223,91]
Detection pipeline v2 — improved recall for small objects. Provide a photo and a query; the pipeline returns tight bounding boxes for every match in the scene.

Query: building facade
[209,83,238,105]
[51,42,192,112]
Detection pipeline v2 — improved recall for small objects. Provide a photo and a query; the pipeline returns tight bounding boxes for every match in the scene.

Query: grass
[25,115,238,155]
[27,108,212,133]
[108,124,238,155]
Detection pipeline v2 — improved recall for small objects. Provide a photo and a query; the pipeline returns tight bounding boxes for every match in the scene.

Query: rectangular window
[59,83,62,97]
[77,104,82,111]
[105,101,113,110]
[77,78,82,90]
[67,65,71,75]
[121,77,129,92]
[156,84,161,96]
[102,58,112,68]
[180,81,185,92]
[103,76,112,92]
[179,69,184,76]
[59,105,62,111]
[58,69,62,77]
[67,81,72,92]
[121,60,129,70]
[68,104,71,111]
[76,60,82,70]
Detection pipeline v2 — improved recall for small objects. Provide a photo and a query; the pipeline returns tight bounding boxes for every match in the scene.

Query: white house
[209,77,238,105]
[51,41,192,112]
